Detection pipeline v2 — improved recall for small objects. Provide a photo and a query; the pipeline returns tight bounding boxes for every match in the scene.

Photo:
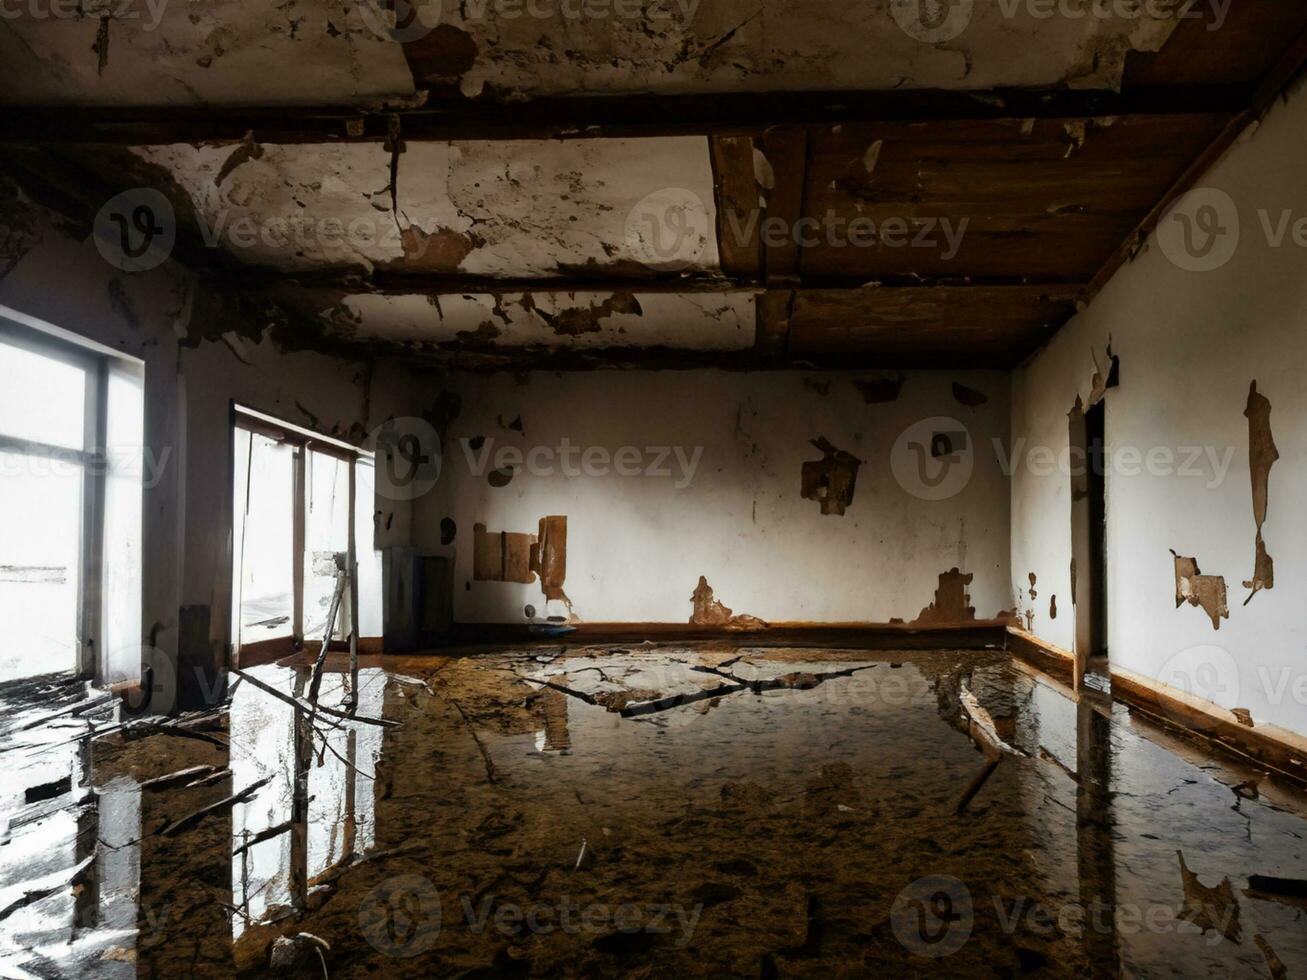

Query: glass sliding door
[231,427,297,650]
[231,408,382,660]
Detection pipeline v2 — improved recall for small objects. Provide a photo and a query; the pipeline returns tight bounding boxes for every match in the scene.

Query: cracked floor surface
[2,646,1307,977]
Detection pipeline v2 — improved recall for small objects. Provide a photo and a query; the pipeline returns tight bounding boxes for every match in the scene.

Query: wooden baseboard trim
[1006,627,1307,786]
[446,621,1012,650]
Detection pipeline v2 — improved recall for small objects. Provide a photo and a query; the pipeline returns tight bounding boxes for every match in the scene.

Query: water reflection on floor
[2,646,1306,977]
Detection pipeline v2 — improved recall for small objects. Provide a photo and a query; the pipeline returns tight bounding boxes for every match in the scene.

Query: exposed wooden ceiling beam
[1081,19,1307,304]
[0,85,1254,146]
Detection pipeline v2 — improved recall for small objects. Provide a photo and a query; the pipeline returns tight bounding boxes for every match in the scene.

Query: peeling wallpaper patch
[1172,551,1229,631]
[1242,381,1278,605]
[531,516,570,612]
[473,523,535,583]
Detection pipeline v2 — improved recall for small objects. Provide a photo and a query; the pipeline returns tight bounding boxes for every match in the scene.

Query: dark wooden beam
[707,135,762,281]
[758,127,808,285]
[0,86,1254,146]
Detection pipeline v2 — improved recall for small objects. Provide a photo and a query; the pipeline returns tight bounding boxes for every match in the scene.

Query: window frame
[0,315,113,679]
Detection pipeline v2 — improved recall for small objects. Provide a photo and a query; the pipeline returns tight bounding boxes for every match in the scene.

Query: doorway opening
[230,406,381,662]
[0,310,144,687]
[1069,397,1109,692]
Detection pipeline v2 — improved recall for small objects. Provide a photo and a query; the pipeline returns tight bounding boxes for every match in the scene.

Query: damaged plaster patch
[1087,341,1120,406]
[952,382,988,407]
[524,291,642,337]
[853,375,905,404]
[133,137,722,278]
[403,23,479,85]
[0,1,419,105]
[319,291,754,352]
[440,517,457,545]
[384,226,481,274]
[0,174,44,280]
[801,437,862,516]
[911,568,976,626]
[689,576,768,631]
[0,0,1181,105]
[1242,381,1278,604]
[1172,551,1229,631]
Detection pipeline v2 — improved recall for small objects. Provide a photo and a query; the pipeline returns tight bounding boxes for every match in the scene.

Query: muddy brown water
[1,646,1305,977]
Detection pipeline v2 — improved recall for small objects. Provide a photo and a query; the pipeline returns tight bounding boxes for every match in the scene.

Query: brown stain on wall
[1172,551,1229,630]
[440,517,457,545]
[911,568,976,626]
[1049,595,1057,620]
[801,437,863,516]
[1242,381,1278,604]
[952,382,989,407]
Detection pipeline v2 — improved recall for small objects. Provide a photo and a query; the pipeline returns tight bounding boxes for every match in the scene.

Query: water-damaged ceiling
[3,0,1307,368]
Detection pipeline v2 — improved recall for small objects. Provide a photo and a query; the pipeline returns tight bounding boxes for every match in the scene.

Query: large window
[0,311,144,685]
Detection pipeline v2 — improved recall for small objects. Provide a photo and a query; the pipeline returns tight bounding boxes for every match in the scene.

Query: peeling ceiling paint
[1,0,1181,104]
[0,0,418,105]
[315,290,754,350]
[133,137,720,276]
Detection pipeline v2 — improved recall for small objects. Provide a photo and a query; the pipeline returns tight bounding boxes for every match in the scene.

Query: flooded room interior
[4,1,1307,976]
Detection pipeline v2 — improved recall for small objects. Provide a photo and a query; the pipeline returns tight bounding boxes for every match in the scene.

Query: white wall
[419,369,1011,625]
[1011,80,1307,733]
